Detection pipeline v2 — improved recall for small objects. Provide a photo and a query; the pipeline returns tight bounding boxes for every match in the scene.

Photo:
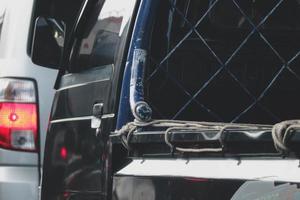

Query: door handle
[91,103,103,129]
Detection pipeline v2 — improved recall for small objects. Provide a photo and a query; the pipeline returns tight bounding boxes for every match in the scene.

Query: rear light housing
[0,78,38,152]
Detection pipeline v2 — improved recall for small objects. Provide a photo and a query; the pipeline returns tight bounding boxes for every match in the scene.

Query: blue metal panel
[116,0,159,128]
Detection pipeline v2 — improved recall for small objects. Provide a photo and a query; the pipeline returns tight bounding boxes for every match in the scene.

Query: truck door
[39,0,137,199]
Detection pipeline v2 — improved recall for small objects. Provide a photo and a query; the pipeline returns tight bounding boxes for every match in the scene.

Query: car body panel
[0,0,57,200]
[42,69,115,199]
[0,166,38,200]
[0,0,57,160]
[40,0,137,199]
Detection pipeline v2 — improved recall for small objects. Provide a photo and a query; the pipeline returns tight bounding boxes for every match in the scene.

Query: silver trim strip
[57,79,110,91]
[101,113,115,119]
[50,113,115,124]
[117,158,300,183]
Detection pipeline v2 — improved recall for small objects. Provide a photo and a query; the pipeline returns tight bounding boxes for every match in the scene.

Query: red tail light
[60,146,68,160]
[0,78,38,152]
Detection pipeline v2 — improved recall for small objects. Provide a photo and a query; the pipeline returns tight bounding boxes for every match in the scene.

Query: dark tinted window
[32,0,136,71]
[70,0,136,71]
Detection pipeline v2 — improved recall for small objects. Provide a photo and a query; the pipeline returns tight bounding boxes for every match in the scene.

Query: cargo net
[145,0,300,125]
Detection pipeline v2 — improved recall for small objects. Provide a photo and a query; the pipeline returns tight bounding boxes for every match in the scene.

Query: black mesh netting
[145,0,300,124]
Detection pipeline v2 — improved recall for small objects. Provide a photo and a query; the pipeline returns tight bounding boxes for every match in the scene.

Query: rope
[164,126,223,153]
[272,120,300,154]
[114,120,270,153]
[115,119,300,155]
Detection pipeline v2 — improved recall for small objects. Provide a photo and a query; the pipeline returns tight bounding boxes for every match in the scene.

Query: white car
[0,0,57,199]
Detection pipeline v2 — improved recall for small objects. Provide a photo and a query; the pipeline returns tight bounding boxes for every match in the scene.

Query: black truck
[31,0,300,199]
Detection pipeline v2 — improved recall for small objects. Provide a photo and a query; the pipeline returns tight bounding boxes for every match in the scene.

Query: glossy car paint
[42,67,114,199]
[40,0,138,199]
[0,0,57,199]
[116,0,159,129]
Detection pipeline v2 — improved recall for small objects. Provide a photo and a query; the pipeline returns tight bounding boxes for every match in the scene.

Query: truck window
[31,0,136,72]
[70,0,136,72]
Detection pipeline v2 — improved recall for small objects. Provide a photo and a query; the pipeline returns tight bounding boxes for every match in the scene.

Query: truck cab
[32,0,300,199]
[31,0,137,199]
